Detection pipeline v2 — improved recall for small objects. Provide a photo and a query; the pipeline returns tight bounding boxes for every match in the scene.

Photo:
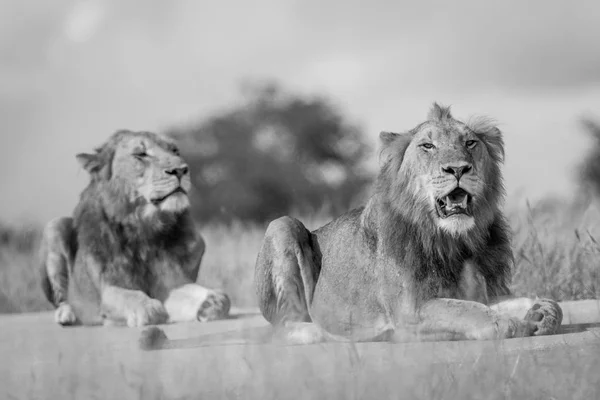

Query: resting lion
[40,130,230,327]
[254,103,563,344]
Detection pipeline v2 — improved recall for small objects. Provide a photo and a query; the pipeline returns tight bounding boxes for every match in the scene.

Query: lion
[251,103,563,344]
[40,130,231,327]
[135,104,565,351]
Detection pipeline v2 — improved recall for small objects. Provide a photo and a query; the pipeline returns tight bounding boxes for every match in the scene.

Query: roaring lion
[40,130,230,327]
[253,103,563,344]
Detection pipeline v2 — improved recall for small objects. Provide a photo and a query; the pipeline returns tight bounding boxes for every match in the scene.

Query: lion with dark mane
[40,130,230,327]
[254,103,563,343]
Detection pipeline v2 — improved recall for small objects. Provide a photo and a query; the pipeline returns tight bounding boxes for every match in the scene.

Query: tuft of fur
[427,102,454,121]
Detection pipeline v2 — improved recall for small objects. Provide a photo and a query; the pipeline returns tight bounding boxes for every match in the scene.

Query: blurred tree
[579,118,600,198]
[168,82,372,224]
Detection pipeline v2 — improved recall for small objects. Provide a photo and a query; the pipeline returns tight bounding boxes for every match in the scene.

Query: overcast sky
[1,0,599,224]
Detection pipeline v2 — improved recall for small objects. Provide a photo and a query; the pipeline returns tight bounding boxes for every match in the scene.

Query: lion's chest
[96,241,192,296]
[415,258,488,303]
[411,257,463,295]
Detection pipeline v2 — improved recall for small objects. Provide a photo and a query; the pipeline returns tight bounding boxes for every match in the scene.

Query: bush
[578,118,600,197]
[167,82,372,224]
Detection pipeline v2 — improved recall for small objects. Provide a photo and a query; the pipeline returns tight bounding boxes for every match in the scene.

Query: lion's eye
[420,143,435,150]
[466,140,478,149]
[172,147,180,156]
[133,151,148,159]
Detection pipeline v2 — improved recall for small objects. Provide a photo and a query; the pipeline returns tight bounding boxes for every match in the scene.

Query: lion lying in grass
[40,130,230,327]
[254,103,562,343]
[138,103,564,351]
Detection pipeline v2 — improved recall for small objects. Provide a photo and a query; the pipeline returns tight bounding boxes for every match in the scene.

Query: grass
[0,225,51,313]
[508,196,600,301]
[0,197,599,314]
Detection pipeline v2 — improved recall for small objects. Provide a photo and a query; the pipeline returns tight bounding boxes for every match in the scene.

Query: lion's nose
[441,163,472,180]
[165,165,189,180]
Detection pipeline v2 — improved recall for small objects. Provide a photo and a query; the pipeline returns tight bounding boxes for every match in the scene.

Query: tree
[168,82,372,224]
[579,118,600,198]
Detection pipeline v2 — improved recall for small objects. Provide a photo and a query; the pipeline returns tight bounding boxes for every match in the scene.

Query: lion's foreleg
[400,298,536,341]
[489,296,535,318]
[181,235,205,283]
[40,217,78,326]
[100,285,168,327]
[163,283,230,323]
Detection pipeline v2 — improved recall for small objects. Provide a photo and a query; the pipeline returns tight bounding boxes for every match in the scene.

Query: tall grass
[510,197,600,301]
[0,198,598,314]
[0,225,51,313]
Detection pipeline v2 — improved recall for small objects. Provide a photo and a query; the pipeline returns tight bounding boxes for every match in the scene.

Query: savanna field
[1,195,599,315]
[3,84,600,315]
[1,106,600,400]
[3,114,599,400]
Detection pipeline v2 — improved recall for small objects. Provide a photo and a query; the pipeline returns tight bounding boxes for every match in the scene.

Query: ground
[2,302,599,400]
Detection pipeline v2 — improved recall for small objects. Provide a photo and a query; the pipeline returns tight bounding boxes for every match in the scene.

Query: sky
[1,0,599,225]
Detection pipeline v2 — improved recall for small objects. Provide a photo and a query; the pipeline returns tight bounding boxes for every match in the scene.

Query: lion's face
[112,133,191,213]
[403,120,486,234]
[77,130,192,216]
[380,104,504,236]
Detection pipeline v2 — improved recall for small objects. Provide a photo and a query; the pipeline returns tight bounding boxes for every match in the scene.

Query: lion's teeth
[461,196,468,209]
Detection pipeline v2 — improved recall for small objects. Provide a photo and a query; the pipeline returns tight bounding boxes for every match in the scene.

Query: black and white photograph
[1,1,599,399]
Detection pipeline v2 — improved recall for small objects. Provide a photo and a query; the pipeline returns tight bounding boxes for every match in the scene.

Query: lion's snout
[441,162,472,180]
[164,164,189,180]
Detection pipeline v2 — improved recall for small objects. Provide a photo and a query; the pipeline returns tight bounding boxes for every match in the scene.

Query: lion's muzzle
[164,165,189,180]
[435,187,472,218]
[151,187,188,205]
[441,163,472,180]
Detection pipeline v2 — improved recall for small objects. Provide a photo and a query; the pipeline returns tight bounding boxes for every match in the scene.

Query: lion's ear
[379,131,412,166]
[76,151,111,179]
[468,116,505,163]
[475,126,505,163]
[379,131,401,146]
[76,153,101,173]
[479,126,505,163]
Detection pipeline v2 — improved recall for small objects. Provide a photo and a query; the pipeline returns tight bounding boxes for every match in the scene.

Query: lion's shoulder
[313,207,365,237]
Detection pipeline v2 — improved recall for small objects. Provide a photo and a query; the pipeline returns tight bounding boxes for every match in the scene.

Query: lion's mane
[72,131,198,295]
[362,106,513,305]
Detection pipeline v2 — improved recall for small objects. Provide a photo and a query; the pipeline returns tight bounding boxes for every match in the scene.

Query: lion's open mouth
[435,188,472,218]
[151,187,187,205]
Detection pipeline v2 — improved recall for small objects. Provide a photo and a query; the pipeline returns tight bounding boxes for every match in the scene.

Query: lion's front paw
[524,298,563,336]
[273,322,326,345]
[55,303,77,326]
[127,298,168,327]
[196,290,231,322]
